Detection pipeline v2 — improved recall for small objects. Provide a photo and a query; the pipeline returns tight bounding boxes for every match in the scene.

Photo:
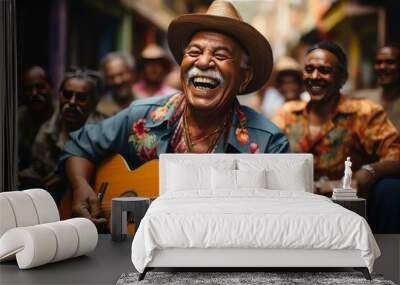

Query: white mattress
[131,190,380,273]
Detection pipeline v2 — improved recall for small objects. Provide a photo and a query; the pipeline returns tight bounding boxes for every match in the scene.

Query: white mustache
[186,67,224,85]
[62,104,84,116]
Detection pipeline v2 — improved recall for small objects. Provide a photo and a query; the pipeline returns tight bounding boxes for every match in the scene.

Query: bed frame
[139,154,371,280]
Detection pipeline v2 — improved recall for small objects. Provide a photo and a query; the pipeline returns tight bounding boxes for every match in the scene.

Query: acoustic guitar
[58,155,159,226]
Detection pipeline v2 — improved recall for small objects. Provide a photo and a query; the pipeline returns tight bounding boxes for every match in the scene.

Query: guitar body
[59,155,159,223]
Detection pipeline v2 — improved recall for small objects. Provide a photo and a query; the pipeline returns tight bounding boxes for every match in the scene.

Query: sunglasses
[61,91,91,102]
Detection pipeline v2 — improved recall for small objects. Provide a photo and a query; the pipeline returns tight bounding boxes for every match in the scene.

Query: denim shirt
[59,93,288,172]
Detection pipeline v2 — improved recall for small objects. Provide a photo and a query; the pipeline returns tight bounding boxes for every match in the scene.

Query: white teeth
[192,77,219,86]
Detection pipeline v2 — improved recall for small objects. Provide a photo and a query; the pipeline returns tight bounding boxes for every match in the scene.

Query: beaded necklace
[182,108,231,153]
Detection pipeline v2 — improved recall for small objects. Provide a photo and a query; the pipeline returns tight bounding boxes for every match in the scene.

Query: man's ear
[239,68,253,94]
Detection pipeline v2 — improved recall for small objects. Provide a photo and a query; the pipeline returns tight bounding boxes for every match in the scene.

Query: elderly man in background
[272,41,400,233]
[353,45,400,130]
[20,68,105,199]
[260,56,305,118]
[18,66,54,172]
[132,43,178,98]
[96,52,136,117]
[58,0,288,224]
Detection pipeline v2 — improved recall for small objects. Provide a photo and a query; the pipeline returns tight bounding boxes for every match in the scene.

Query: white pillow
[266,167,306,191]
[167,159,236,170]
[236,169,267,189]
[211,168,236,190]
[167,159,235,192]
[237,159,307,191]
[167,162,211,191]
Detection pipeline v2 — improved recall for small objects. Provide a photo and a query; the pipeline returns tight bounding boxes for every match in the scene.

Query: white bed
[131,154,380,280]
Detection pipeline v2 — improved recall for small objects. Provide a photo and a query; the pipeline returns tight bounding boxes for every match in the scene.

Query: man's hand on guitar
[72,184,106,225]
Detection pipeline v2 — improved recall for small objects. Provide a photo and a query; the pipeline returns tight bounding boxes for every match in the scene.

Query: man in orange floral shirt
[272,41,400,232]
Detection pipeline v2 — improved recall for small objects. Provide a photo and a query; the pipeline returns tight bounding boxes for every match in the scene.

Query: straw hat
[168,0,273,94]
[138,43,172,72]
[275,56,301,73]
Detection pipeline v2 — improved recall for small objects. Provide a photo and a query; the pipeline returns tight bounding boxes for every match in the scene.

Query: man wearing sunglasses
[19,69,105,197]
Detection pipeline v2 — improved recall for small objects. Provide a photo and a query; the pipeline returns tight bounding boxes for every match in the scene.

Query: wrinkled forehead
[305,49,340,67]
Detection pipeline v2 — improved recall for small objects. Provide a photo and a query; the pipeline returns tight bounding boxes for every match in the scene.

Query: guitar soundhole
[120,190,138,198]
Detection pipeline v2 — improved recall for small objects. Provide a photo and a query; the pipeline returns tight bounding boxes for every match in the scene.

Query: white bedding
[131,190,380,273]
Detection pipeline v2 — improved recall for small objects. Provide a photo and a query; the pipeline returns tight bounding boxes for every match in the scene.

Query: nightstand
[331,198,366,218]
[111,197,151,242]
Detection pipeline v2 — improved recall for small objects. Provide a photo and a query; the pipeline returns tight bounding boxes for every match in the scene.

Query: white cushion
[64,218,98,257]
[237,159,307,191]
[0,191,39,227]
[0,196,17,238]
[211,168,237,190]
[0,226,57,269]
[267,167,307,191]
[167,163,211,191]
[42,221,79,262]
[167,160,235,192]
[0,189,60,238]
[0,218,97,269]
[23,189,60,224]
[159,154,313,194]
[236,169,267,189]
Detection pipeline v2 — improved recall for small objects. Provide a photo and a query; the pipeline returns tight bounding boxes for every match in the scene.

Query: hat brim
[168,14,273,94]
[137,57,173,73]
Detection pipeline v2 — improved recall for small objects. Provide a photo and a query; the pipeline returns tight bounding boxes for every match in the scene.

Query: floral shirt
[59,93,288,172]
[272,97,400,179]
[352,87,400,131]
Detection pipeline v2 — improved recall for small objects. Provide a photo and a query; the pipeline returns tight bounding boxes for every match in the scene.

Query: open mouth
[190,76,220,90]
[306,81,327,95]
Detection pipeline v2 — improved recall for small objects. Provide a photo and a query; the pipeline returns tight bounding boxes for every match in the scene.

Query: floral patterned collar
[289,96,360,115]
[129,93,262,160]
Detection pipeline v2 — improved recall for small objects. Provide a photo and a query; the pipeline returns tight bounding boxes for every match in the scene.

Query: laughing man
[272,41,400,233]
[59,0,288,223]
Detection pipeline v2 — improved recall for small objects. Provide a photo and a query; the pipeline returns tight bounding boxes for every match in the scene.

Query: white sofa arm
[0,218,98,269]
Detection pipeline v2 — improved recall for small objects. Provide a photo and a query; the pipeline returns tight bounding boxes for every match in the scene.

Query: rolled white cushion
[42,221,79,262]
[23,189,59,223]
[0,226,57,269]
[0,218,97,269]
[0,196,17,238]
[0,191,39,227]
[64,218,98,257]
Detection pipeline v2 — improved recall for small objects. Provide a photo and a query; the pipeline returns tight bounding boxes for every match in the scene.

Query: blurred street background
[17,0,400,97]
